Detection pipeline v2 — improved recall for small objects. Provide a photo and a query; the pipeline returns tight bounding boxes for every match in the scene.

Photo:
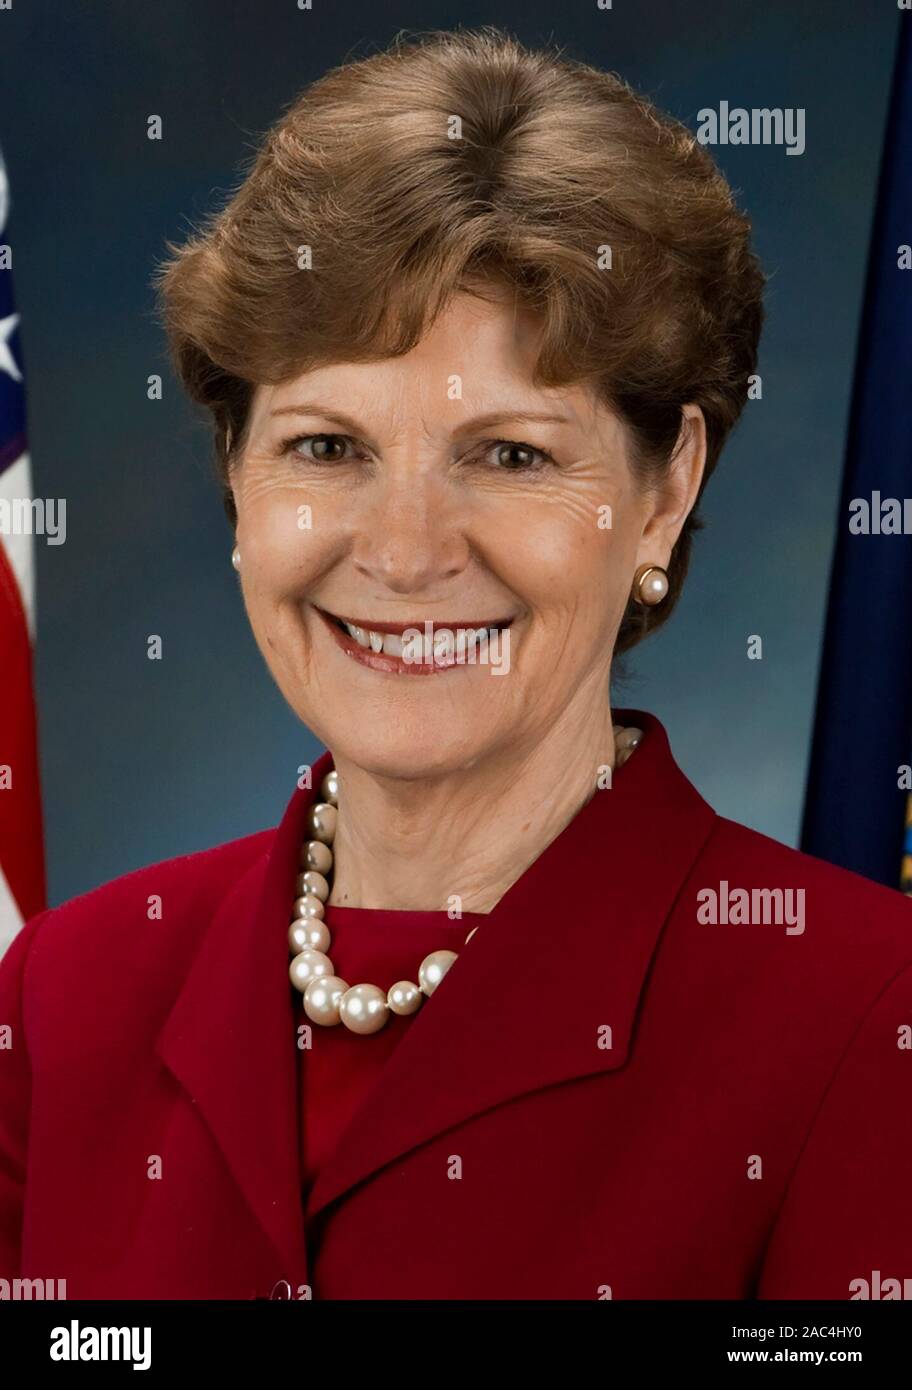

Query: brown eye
[309,434,349,461]
[284,433,360,464]
[494,441,542,470]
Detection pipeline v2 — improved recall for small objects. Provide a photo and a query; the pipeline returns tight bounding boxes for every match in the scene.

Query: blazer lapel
[152,712,717,1257]
[154,755,335,1282]
[305,709,717,1223]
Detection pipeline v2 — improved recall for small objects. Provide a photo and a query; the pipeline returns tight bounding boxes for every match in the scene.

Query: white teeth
[339,618,502,659]
[345,623,370,648]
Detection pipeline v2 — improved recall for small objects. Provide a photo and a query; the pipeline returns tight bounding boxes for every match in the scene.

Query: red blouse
[298,903,485,1221]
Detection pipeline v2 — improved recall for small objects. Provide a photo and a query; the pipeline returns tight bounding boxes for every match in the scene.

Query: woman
[2,27,910,1302]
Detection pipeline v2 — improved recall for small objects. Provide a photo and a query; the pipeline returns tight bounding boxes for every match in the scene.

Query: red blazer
[2,710,912,1300]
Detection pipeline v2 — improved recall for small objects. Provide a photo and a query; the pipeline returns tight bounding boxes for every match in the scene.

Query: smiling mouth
[314,606,514,675]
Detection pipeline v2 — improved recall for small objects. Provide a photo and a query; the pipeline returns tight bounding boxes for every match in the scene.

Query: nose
[350,474,470,595]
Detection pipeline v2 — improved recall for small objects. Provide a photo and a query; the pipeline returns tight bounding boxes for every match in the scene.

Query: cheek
[485,491,638,628]
[235,485,334,599]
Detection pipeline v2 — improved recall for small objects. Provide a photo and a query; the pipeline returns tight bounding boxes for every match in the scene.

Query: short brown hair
[155,25,764,654]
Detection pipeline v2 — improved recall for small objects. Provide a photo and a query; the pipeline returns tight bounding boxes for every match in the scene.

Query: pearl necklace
[288,725,644,1035]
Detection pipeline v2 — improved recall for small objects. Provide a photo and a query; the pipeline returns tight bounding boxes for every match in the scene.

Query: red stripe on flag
[0,537,46,921]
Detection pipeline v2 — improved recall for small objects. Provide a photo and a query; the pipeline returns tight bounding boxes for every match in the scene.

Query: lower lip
[315,608,509,677]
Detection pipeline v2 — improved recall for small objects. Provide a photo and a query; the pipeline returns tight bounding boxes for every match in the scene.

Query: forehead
[247,290,605,434]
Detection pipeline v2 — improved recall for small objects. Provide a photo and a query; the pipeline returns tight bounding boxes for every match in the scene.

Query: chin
[322,714,502,783]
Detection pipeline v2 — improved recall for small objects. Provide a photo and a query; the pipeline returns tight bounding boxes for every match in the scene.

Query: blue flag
[800,21,912,891]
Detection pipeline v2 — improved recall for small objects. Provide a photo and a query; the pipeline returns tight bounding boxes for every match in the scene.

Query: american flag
[0,143,46,955]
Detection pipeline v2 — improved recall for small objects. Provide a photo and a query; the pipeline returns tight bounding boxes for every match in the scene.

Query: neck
[326,691,618,914]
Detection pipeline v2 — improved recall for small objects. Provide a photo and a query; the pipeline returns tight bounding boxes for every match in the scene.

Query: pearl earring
[231,546,241,571]
[633,564,668,606]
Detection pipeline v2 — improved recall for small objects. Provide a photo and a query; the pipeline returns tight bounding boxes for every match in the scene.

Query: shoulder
[704,813,912,943]
[2,825,277,993]
[687,811,912,1025]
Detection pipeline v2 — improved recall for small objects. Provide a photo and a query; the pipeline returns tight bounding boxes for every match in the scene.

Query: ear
[634,404,707,569]
[225,429,245,524]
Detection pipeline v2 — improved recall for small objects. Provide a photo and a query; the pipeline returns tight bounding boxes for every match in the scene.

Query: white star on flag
[0,312,22,383]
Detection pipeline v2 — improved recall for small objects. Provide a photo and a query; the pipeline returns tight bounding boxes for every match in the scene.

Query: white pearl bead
[299,871,329,902]
[640,568,668,604]
[418,949,458,996]
[286,777,490,1038]
[339,983,389,1034]
[288,919,331,955]
[303,975,349,1025]
[615,726,643,752]
[289,949,334,993]
[388,980,423,1016]
[302,840,333,875]
[291,893,325,920]
[308,803,337,845]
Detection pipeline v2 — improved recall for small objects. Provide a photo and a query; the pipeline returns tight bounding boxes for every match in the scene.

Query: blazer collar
[156,709,717,1270]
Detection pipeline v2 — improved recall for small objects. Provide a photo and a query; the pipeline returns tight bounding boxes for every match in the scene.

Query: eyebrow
[452,410,573,436]
[269,402,366,433]
[269,402,574,434]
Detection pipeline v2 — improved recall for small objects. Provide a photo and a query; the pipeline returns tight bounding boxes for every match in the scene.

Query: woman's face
[232,289,703,779]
